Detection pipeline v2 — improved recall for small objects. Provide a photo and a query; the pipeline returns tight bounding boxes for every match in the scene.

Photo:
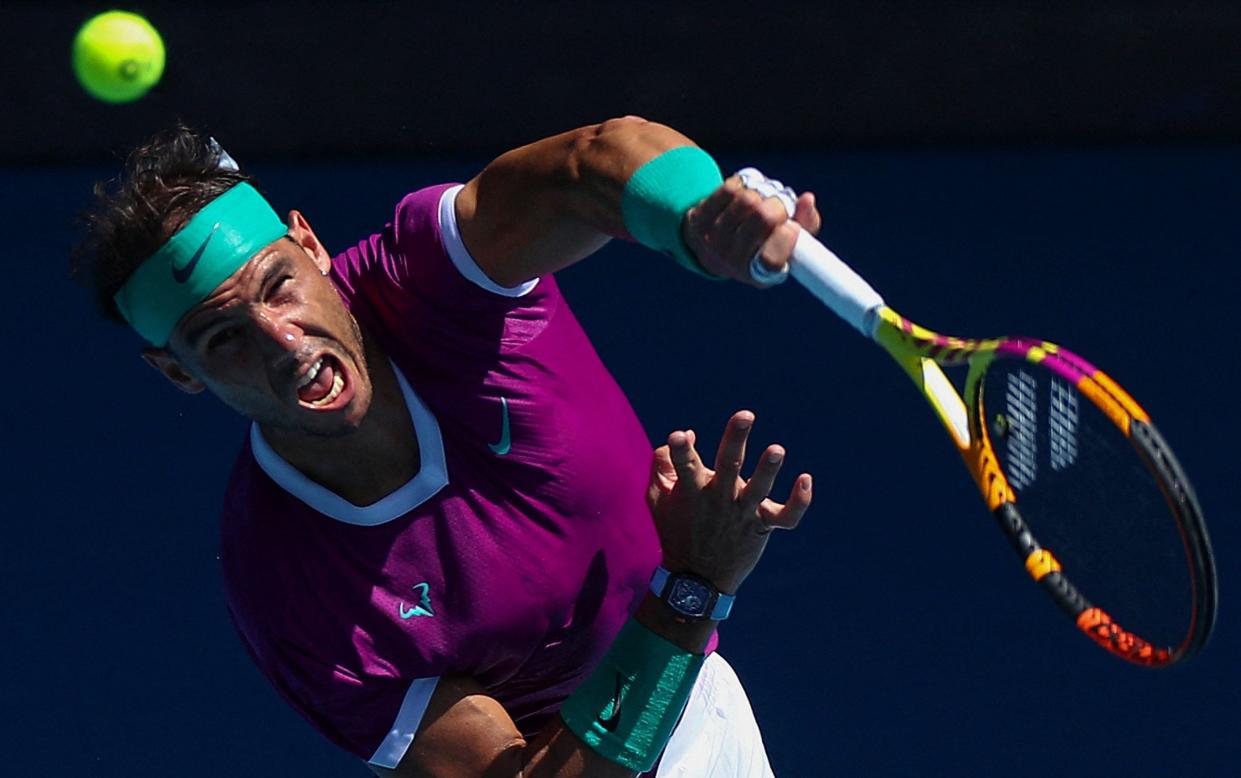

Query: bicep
[371,675,526,778]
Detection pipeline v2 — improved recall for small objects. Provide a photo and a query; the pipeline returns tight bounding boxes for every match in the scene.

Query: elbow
[596,114,654,134]
[567,115,693,183]
[580,115,655,148]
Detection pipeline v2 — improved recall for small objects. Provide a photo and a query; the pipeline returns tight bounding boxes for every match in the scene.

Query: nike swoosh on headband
[171,222,221,284]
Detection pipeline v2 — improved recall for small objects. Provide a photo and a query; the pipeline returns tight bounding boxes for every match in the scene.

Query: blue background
[5,146,1238,774]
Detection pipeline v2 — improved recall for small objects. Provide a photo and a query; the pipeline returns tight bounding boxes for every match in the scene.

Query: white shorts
[655,653,775,778]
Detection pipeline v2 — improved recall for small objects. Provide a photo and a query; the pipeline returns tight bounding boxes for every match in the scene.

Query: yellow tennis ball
[72,11,165,104]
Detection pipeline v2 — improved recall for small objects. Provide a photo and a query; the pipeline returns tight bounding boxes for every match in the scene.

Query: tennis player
[75,116,820,777]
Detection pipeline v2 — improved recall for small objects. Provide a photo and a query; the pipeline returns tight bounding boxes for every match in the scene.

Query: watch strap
[650,566,735,620]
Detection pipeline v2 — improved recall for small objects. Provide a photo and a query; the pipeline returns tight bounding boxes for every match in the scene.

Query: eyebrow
[260,255,292,292]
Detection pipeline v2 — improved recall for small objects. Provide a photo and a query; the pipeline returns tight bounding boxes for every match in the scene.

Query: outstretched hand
[647,410,813,595]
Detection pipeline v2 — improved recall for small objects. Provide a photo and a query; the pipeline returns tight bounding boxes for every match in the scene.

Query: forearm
[456,116,697,286]
[521,593,715,778]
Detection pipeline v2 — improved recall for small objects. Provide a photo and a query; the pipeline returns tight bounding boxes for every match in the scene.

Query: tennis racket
[741,169,1218,666]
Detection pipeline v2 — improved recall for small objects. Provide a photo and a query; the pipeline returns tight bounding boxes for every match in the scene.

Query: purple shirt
[220,184,664,760]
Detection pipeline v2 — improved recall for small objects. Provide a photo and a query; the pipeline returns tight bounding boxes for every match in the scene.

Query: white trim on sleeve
[367,677,441,769]
[438,184,540,297]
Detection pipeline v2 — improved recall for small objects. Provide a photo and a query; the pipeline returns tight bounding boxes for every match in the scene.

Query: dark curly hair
[72,124,259,324]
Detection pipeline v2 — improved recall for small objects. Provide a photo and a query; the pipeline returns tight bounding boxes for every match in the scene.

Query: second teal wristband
[559,619,704,772]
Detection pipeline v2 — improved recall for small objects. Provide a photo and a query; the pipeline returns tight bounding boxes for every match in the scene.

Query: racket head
[873,307,1217,666]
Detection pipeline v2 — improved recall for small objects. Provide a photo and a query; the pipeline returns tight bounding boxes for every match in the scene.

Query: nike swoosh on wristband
[597,673,625,733]
[171,222,221,284]
[488,396,512,456]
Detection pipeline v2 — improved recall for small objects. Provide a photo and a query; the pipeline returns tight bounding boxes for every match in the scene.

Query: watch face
[669,578,712,617]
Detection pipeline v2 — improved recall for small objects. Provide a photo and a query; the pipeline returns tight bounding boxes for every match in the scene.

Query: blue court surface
[5,145,1239,775]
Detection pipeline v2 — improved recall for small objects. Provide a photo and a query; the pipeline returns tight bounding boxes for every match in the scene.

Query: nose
[251,310,305,355]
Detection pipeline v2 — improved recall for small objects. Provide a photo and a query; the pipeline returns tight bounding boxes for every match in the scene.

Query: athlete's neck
[259,334,420,506]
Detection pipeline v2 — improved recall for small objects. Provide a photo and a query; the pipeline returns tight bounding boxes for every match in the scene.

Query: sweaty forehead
[171,238,296,345]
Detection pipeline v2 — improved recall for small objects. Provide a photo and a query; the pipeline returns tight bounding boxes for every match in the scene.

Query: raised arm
[454,116,821,288]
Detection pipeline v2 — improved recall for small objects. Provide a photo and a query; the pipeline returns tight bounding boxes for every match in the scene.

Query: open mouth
[295,354,353,411]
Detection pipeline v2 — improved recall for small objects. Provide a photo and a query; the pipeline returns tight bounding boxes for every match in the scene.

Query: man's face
[149,214,373,437]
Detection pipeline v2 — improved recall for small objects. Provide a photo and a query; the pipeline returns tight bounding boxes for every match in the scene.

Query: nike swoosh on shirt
[171,222,221,284]
[488,396,512,456]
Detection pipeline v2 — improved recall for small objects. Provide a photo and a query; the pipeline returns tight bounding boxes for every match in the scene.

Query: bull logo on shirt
[399,582,435,619]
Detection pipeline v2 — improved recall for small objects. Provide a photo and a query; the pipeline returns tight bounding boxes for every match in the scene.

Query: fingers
[686,178,739,233]
[757,473,813,531]
[740,444,784,509]
[686,177,805,283]
[649,444,676,491]
[713,411,755,492]
[667,429,707,487]
[719,192,792,262]
[737,200,795,267]
[666,415,811,537]
[753,222,799,277]
[748,191,818,281]
[719,188,780,245]
[682,181,741,277]
[794,192,821,235]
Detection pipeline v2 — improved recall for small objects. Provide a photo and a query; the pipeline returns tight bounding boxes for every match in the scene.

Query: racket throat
[919,358,971,449]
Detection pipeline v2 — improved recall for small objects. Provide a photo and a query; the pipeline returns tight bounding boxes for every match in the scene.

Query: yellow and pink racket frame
[776,207,1218,667]
[871,306,1217,666]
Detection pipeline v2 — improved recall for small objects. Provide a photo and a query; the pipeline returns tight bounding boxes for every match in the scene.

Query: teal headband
[113,182,288,345]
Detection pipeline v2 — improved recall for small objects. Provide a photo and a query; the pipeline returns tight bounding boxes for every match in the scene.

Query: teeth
[307,371,345,408]
[297,358,323,389]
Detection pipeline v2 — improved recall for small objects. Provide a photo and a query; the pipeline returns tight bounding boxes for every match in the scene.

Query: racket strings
[980,362,1193,654]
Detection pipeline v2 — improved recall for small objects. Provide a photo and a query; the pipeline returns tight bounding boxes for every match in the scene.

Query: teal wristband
[621,146,725,279]
[559,619,705,772]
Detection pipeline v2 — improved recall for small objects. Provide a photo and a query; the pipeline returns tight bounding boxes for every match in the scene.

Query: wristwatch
[650,566,735,621]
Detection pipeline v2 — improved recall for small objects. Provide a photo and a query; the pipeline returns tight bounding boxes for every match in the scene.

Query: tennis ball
[72,11,165,104]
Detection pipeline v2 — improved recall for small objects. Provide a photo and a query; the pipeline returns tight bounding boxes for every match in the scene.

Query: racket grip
[789,229,885,337]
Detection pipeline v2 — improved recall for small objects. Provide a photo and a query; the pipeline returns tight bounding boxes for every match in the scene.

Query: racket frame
[869,305,1216,666]
[784,224,1217,666]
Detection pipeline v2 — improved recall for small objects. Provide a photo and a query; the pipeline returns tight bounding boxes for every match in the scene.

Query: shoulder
[329,184,457,297]
[392,184,457,251]
[331,183,547,314]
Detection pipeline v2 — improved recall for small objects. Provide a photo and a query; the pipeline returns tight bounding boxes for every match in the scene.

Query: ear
[141,347,206,395]
[286,209,332,275]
